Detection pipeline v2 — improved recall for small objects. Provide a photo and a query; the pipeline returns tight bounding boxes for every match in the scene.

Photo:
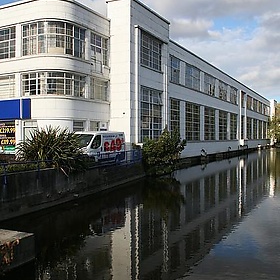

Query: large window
[0,26,15,59]
[204,74,215,96]
[204,107,215,140]
[90,78,108,101]
[241,91,246,108]
[140,87,162,142]
[263,122,268,138]
[230,87,237,105]
[170,56,180,84]
[0,75,15,98]
[22,72,85,97]
[258,120,262,139]
[22,21,85,58]
[253,119,257,139]
[230,113,237,140]
[247,95,253,110]
[185,64,200,91]
[218,81,227,101]
[91,32,108,68]
[170,98,180,132]
[219,111,227,140]
[185,102,200,141]
[141,31,162,71]
[247,117,252,139]
[241,116,244,139]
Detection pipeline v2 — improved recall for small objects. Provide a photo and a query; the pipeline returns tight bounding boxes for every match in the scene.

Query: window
[91,32,108,68]
[241,116,244,139]
[22,72,85,97]
[241,91,246,108]
[185,64,200,91]
[185,102,200,141]
[141,31,162,71]
[230,113,237,140]
[0,26,15,59]
[219,111,227,140]
[230,87,237,105]
[90,78,108,101]
[204,74,215,96]
[218,81,227,101]
[0,75,15,98]
[170,56,180,84]
[258,120,262,139]
[23,121,37,140]
[263,122,267,138]
[247,117,252,139]
[204,107,215,140]
[253,99,258,112]
[73,120,84,132]
[253,119,257,139]
[247,95,253,110]
[170,98,180,133]
[90,121,100,131]
[22,21,85,58]
[140,87,162,142]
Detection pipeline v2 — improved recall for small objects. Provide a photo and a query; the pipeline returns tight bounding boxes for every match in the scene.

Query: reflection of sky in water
[212,233,259,259]
[185,196,280,279]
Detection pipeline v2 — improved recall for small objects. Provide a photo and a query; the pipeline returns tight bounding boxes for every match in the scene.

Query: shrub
[16,126,87,174]
[142,127,186,175]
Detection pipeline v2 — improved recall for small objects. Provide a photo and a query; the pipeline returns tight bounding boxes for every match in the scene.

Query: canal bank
[0,161,145,222]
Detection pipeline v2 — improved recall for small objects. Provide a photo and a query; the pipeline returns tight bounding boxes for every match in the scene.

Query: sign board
[0,121,16,152]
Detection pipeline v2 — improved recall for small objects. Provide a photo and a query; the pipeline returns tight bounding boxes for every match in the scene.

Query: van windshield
[76,134,94,147]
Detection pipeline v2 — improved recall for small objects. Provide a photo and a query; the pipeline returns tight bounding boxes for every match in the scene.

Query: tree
[269,103,280,144]
[16,126,87,174]
[269,116,280,144]
[142,127,186,175]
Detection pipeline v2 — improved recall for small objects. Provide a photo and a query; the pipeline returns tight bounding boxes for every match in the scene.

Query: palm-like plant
[16,126,87,174]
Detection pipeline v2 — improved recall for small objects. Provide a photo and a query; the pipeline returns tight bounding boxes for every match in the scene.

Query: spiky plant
[16,126,87,174]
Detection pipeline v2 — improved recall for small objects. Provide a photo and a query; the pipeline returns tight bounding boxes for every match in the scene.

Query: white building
[0,0,273,157]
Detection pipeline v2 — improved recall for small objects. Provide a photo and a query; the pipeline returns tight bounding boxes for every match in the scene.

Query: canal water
[1,148,280,280]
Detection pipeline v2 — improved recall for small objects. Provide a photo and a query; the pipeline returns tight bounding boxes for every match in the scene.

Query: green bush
[142,127,186,175]
[16,126,87,174]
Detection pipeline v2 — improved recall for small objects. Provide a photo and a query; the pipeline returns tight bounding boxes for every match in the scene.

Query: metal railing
[0,149,142,176]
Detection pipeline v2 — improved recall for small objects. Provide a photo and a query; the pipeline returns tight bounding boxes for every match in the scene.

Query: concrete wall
[0,163,145,222]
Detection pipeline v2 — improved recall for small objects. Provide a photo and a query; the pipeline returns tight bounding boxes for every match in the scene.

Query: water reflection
[1,149,278,280]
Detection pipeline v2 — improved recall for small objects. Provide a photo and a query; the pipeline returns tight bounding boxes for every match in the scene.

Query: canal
[1,148,280,279]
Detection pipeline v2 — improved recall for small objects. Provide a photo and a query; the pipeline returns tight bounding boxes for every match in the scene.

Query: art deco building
[0,0,272,157]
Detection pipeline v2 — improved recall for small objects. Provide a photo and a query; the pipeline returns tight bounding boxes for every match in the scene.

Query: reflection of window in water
[91,135,101,149]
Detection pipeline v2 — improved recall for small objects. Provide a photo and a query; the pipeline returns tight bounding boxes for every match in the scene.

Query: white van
[75,131,125,162]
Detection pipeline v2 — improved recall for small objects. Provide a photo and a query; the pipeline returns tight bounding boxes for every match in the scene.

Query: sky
[1,0,280,101]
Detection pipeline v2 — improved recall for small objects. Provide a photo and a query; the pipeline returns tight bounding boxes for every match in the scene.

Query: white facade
[0,0,273,157]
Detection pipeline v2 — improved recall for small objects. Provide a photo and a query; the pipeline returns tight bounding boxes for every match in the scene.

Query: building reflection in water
[123,151,272,280]
[2,150,275,280]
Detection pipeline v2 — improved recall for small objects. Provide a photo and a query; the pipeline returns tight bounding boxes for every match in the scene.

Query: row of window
[171,55,238,105]
[139,86,268,142]
[171,99,267,141]
[0,73,108,101]
[244,93,269,115]
[0,21,109,66]
[170,57,269,115]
